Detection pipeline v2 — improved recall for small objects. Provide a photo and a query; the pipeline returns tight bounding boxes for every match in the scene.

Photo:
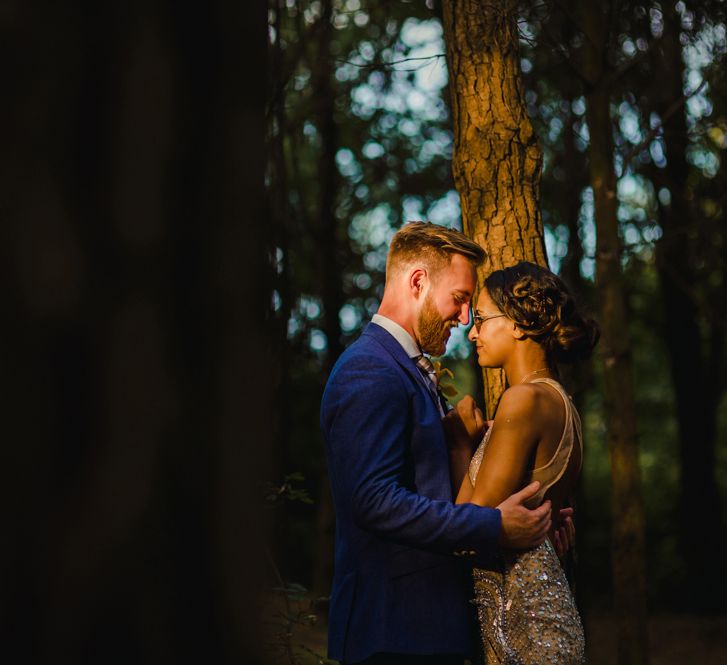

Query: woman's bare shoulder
[497,382,548,413]
[495,383,558,430]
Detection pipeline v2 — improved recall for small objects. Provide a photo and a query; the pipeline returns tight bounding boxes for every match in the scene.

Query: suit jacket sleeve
[322,355,501,555]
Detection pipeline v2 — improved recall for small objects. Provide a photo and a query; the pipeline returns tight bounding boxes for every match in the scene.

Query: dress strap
[523,378,583,506]
[467,379,584,501]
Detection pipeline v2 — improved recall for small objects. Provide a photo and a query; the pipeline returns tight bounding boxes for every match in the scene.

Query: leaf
[439,383,458,398]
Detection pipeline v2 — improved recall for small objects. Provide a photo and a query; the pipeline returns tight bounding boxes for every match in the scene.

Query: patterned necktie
[415,354,439,391]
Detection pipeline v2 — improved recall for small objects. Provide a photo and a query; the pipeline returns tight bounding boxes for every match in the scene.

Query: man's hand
[442,395,486,452]
[553,507,575,558]
[497,481,551,549]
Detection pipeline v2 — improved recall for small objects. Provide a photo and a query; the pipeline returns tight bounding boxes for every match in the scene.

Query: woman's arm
[449,446,474,500]
[455,385,541,507]
[442,395,485,497]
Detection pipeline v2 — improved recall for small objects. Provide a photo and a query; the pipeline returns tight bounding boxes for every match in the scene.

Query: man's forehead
[441,254,476,288]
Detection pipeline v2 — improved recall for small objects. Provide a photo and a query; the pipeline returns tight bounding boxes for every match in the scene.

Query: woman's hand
[443,394,487,452]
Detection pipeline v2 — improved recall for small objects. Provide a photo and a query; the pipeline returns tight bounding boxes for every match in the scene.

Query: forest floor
[585,612,727,664]
[263,596,727,664]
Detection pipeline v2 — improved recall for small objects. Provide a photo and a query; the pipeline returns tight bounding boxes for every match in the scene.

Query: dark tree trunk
[312,0,342,596]
[580,3,649,663]
[653,6,726,610]
[558,89,594,622]
[269,0,295,480]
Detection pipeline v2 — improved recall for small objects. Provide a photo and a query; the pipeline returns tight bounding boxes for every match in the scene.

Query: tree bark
[441,0,547,417]
[580,3,649,663]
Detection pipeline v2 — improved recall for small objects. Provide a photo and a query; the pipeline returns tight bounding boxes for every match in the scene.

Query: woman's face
[468,289,513,367]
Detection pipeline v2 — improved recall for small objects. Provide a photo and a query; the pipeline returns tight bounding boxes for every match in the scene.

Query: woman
[446,261,598,664]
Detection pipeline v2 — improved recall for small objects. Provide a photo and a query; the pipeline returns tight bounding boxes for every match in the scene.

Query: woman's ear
[511,323,526,339]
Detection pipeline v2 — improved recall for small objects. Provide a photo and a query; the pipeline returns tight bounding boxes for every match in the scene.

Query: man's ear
[410,267,427,298]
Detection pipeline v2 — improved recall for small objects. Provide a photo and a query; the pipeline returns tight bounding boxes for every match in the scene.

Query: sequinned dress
[468,378,585,664]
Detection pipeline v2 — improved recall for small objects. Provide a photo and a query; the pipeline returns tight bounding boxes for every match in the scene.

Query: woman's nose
[468,325,477,342]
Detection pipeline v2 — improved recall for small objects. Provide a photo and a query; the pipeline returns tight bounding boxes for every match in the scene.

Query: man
[320,222,555,665]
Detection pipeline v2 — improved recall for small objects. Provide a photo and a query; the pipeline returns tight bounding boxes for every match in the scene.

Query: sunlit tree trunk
[441,0,547,417]
[653,6,725,610]
[580,3,649,663]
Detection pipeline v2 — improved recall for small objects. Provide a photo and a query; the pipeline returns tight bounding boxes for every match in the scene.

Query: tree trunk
[558,90,594,620]
[269,0,295,484]
[653,6,725,610]
[580,4,649,663]
[312,0,342,596]
[441,0,547,417]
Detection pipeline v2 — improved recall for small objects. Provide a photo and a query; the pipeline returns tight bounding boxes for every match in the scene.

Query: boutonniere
[432,360,458,399]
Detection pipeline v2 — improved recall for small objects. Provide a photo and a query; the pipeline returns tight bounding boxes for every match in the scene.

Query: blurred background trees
[3,1,269,663]
[267,0,727,660]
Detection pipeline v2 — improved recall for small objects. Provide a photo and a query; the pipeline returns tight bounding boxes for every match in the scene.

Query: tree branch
[334,53,446,71]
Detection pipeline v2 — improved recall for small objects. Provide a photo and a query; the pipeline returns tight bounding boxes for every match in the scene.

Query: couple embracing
[320,222,598,665]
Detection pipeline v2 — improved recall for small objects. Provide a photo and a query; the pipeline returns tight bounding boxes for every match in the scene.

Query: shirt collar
[371,313,421,359]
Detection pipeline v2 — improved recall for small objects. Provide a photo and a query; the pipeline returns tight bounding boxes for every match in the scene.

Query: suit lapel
[362,323,441,410]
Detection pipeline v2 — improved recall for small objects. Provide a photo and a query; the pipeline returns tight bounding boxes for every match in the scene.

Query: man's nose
[458,303,470,325]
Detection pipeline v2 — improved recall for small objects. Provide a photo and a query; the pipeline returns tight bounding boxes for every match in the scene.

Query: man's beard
[417,293,454,356]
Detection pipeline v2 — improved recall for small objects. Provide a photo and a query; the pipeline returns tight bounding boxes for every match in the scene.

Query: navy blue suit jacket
[320,322,502,663]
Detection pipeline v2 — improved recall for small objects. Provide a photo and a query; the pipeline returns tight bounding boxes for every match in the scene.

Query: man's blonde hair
[386,221,486,278]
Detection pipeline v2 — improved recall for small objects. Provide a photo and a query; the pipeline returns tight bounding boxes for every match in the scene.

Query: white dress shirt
[371,313,420,359]
[371,313,446,416]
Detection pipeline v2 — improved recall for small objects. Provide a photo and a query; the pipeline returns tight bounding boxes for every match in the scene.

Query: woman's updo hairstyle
[484,261,599,364]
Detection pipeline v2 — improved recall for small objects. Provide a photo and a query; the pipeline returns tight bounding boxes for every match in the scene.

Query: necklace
[519,367,549,384]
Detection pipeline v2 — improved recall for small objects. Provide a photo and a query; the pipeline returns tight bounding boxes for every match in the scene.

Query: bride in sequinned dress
[445,262,599,665]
